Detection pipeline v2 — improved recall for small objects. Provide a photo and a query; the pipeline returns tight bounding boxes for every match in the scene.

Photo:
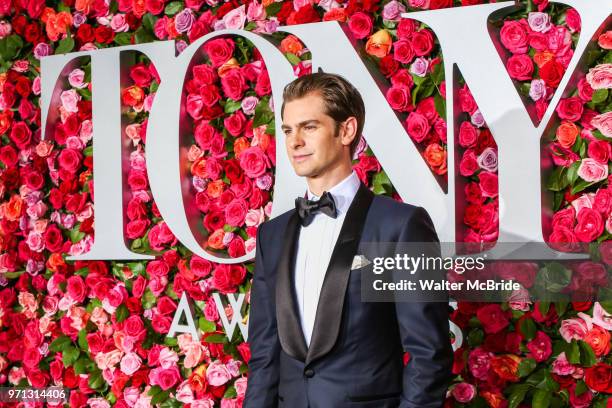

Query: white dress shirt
[294,171,361,347]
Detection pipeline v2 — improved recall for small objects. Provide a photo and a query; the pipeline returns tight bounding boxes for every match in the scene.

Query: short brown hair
[281,72,365,157]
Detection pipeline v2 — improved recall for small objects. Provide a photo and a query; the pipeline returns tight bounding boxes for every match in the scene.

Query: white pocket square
[351,254,371,270]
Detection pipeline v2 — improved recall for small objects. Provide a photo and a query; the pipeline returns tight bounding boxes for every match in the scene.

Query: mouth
[293,153,312,163]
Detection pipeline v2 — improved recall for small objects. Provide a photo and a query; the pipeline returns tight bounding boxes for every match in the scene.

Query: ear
[339,117,358,148]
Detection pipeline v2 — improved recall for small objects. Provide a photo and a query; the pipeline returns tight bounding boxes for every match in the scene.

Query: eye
[304,125,316,131]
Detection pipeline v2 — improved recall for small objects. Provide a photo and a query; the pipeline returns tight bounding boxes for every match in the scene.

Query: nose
[288,130,305,150]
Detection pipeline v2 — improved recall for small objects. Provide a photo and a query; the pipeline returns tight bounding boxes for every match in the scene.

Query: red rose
[124,315,145,338]
[195,121,217,150]
[66,275,86,302]
[379,55,398,77]
[348,12,372,39]
[204,38,235,67]
[458,85,477,114]
[506,54,534,81]
[130,63,153,87]
[157,366,180,390]
[190,256,212,278]
[593,188,612,214]
[204,211,225,232]
[500,20,529,54]
[416,97,438,122]
[145,0,164,14]
[556,97,584,122]
[94,25,114,43]
[386,86,412,112]
[146,259,170,277]
[578,78,593,102]
[539,60,565,87]
[459,150,478,176]
[405,111,430,143]
[228,236,246,257]
[552,206,575,230]
[588,140,610,164]
[27,368,49,388]
[465,182,485,204]
[199,84,221,107]
[192,64,217,87]
[411,29,434,56]
[391,69,414,89]
[9,121,32,149]
[526,331,552,362]
[44,224,64,252]
[574,208,603,242]
[212,264,246,293]
[565,8,581,32]
[549,225,582,252]
[127,169,148,190]
[76,24,95,43]
[221,69,247,101]
[255,71,271,96]
[239,146,268,178]
[476,304,509,334]
[122,85,144,107]
[57,148,82,173]
[287,4,320,25]
[397,18,417,39]
[0,145,17,167]
[585,363,612,393]
[478,171,498,198]
[459,121,477,148]
[126,219,149,239]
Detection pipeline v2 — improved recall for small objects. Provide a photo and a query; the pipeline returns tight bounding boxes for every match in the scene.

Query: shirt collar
[307,171,360,216]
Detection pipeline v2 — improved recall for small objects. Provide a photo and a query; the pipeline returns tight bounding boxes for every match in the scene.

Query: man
[244,72,453,407]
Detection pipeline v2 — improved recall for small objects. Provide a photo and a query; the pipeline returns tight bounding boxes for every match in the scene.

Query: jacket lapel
[306,183,374,366]
[275,210,309,361]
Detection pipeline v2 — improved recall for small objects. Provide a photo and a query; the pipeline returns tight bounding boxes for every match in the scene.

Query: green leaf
[165,1,183,15]
[592,89,608,104]
[571,177,598,195]
[62,346,80,367]
[223,386,237,398]
[151,390,170,405]
[284,52,301,66]
[566,162,580,185]
[135,27,154,44]
[73,356,93,375]
[518,358,537,378]
[537,263,571,293]
[265,1,282,15]
[567,340,580,365]
[434,93,446,120]
[83,146,93,157]
[204,333,227,343]
[224,99,242,114]
[55,36,75,55]
[142,13,156,31]
[77,329,89,351]
[115,303,129,323]
[88,369,105,390]
[519,318,537,341]
[0,34,24,61]
[114,32,132,46]
[507,384,530,408]
[574,380,587,396]
[532,389,551,408]
[199,317,216,333]
[50,336,72,352]
[253,98,274,127]
[467,328,484,347]
[142,288,157,309]
[546,166,569,192]
[578,340,596,367]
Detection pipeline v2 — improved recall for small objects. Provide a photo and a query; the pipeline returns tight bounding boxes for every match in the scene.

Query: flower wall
[0,0,610,407]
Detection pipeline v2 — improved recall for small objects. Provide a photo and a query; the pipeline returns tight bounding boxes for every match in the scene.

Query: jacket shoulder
[370,194,424,220]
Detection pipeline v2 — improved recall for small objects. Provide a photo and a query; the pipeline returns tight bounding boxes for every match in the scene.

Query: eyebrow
[281,119,321,131]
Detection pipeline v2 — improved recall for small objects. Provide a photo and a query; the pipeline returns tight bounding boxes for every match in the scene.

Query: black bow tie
[295,191,338,227]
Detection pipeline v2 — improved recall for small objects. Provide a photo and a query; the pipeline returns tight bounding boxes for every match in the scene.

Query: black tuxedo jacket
[244,182,453,408]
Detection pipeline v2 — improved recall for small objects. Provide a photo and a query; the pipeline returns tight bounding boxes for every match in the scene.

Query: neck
[306,161,353,197]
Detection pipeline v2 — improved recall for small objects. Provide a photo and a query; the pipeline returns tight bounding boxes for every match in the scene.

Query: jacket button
[304,368,315,378]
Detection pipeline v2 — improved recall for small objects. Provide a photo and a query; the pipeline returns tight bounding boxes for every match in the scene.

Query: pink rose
[206,361,232,386]
[60,89,80,112]
[560,317,591,342]
[459,121,477,148]
[386,86,412,112]
[405,111,430,143]
[120,352,142,375]
[392,40,415,64]
[68,69,86,88]
[204,38,235,68]
[593,302,612,330]
[577,158,608,182]
[451,382,475,403]
[588,140,611,164]
[221,68,247,101]
[66,275,87,302]
[527,12,551,33]
[500,20,529,54]
[459,150,479,177]
[478,172,498,198]
[223,5,246,30]
[225,198,248,227]
[506,54,534,80]
[468,347,492,381]
[477,147,498,172]
[151,366,181,390]
[526,331,552,362]
[552,352,575,375]
[174,8,195,33]
[586,64,612,90]
[591,111,612,137]
[239,147,268,178]
[571,193,595,214]
[224,110,246,136]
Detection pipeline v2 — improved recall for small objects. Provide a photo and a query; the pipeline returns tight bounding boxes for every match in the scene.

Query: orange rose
[556,121,579,148]
[598,31,612,50]
[323,8,347,22]
[280,35,304,55]
[206,179,225,198]
[0,110,13,135]
[207,229,226,249]
[0,73,7,92]
[191,157,208,178]
[585,325,611,357]
[218,58,240,77]
[75,0,93,13]
[121,86,145,107]
[262,0,274,6]
[424,143,448,175]
[35,140,54,157]
[534,51,555,68]
[365,29,392,58]
[47,253,67,273]
[481,391,506,408]
[233,137,251,157]
[4,195,23,221]
[132,0,146,17]
[189,367,207,392]
[490,354,521,382]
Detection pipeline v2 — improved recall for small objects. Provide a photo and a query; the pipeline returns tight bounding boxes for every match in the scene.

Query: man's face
[281,92,347,179]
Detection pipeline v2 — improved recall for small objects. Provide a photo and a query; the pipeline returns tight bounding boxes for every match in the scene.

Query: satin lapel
[275,211,308,361]
[305,183,374,366]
